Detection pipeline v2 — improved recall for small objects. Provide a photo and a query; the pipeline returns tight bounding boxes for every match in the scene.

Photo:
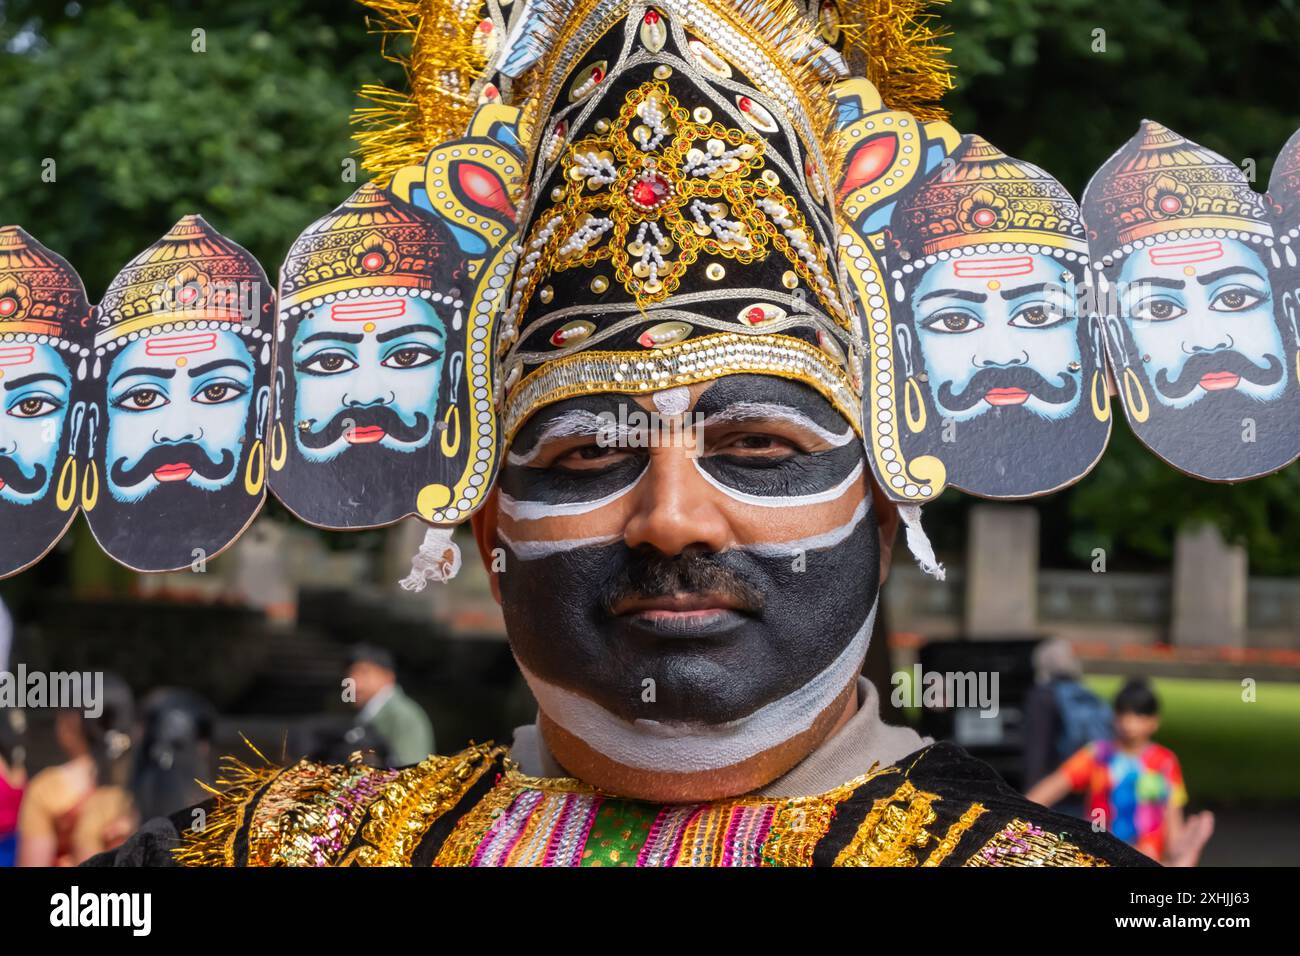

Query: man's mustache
[0,455,48,494]
[110,443,236,487]
[600,549,767,617]
[1155,350,1284,399]
[938,365,1078,411]
[297,405,431,449]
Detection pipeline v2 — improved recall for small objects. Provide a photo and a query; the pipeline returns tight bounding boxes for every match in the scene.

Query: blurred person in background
[344,645,434,767]
[0,707,25,867]
[131,689,215,822]
[17,674,137,866]
[1027,678,1215,866]
[1021,638,1112,817]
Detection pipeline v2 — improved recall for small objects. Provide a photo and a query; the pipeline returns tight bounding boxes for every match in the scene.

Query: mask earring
[440,351,464,458]
[1122,366,1150,423]
[905,373,927,433]
[55,455,78,512]
[1090,369,1111,422]
[244,432,266,496]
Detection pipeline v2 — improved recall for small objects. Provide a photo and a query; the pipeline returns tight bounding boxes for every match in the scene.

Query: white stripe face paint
[691,457,864,508]
[516,598,877,774]
[497,526,624,560]
[498,466,647,520]
[741,496,869,557]
[505,409,612,466]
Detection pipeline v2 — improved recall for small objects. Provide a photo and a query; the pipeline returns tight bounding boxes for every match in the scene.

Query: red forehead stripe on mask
[1148,240,1224,266]
[952,256,1035,278]
[331,299,407,322]
[144,333,218,356]
[0,345,36,367]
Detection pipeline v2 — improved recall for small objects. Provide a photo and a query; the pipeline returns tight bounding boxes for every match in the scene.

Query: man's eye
[114,387,168,411]
[194,382,247,405]
[713,434,797,458]
[922,310,983,334]
[382,346,439,370]
[298,352,357,375]
[1132,297,1185,322]
[1009,303,1070,329]
[552,444,632,471]
[8,396,62,419]
[1210,286,1266,312]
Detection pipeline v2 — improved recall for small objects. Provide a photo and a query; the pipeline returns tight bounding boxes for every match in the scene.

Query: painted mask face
[493,374,879,787]
[290,296,447,462]
[909,254,1083,422]
[1117,239,1287,409]
[1,342,72,504]
[104,330,257,502]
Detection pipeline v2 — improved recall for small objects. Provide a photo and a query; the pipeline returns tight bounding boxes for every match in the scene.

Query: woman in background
[0,708,26,867]
[17,674,137,866]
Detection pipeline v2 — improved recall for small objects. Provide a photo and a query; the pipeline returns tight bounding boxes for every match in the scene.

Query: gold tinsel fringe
[352,0,492,185]
[171,736,283,867]
[841,0,955,121]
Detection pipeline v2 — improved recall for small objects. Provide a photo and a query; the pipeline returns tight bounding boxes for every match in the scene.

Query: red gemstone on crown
[743,306,766,324]
[591,66,605,83]
[644,9,659,23]
[973,208,997,227]
[629,171,672,210]
[1159,195,1182,214]
[179,285,198,303]
[0,298,15,316]
[363,253,385,271]
[738,96,752,112]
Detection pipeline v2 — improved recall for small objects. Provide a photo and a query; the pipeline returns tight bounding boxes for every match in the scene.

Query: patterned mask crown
[0,225,92,342]
[95,215,275,367]
[279,182,466,309]
[1083,120,1272,264]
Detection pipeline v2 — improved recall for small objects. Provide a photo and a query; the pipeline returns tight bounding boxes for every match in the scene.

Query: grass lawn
[1084,675,1300,805]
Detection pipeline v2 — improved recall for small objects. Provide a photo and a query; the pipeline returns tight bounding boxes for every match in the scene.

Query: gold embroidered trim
[833,779,941,866]
[963,818,1110,867]
[502,331,863,443]
[172,738,285,868]
[349,742,507,866]
[921,801,986,866]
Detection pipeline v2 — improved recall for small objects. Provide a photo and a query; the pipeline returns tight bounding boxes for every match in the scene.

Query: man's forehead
[508,373,850,449]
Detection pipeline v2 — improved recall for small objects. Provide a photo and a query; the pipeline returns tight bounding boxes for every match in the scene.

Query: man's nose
[343,369,394,407]
[152,407,200,444]
[1183,316,1232,354]
[622,446,733,557]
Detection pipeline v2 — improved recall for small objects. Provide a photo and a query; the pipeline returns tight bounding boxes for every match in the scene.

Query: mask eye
[113,386,169,412]
[193,381,248,405]
[381,345,440,370]
[1009,302,1071,329]
[1131,296,1186,323]
[298,352,358,376]
[922,310,983,334]
[8,395,64,419]
[1210,285,1266,312]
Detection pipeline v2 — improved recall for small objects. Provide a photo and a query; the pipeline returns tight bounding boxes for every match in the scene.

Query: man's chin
[536,679,856,803]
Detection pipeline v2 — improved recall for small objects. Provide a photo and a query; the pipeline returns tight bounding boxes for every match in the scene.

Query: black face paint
[497,375,880,726]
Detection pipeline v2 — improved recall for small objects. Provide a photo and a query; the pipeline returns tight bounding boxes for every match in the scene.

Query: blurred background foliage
[2,0,1300,574]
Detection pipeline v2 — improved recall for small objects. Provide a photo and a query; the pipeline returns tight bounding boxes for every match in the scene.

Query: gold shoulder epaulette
[173,740,508,867]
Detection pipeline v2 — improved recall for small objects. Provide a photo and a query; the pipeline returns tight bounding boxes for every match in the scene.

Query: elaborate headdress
[1083,120,1273,266]
[94,215,275,374]
[1268,127,1300,255]
[0,225,92,371]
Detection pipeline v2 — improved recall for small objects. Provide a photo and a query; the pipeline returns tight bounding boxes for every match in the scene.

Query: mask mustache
[110,443,236,487]
[1155,350,1283,399]
[937,365,1078,411]
[600,548,767,617]
[0,455,48,495]
[297,405,431,449]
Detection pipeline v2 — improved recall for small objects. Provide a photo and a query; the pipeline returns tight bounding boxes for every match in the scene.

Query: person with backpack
[1021,638,1111,818]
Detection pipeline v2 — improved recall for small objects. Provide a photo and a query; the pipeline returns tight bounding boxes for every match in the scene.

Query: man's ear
[470,489,503,605]
[871,477,901,585]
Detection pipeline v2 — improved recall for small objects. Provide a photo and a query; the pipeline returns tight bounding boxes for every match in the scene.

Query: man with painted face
[0,226,93,578]
[84,217,275,572]
[92,0,1148,867]
[270,183,467,529]
[1083,121,1300,481]
[885,136,1110,498]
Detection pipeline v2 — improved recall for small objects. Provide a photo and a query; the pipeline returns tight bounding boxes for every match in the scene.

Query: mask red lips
[346,425,387,444]
[1198,371,1241,391]
[153,463,194,482]
[984,387,1030,406]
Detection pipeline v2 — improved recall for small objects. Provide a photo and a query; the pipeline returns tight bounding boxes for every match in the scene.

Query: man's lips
[153,463,193,482]
[346,425,387,444]
[613,593,750,638]
[1199,372,1241,391]
[984,387,1030,406]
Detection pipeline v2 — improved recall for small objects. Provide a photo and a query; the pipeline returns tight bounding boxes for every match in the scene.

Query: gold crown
[96,216,272,350]
[279,183,463,309]
[1083,121,1271,260]
[890,135,1088,259]
[1268,127,1300,242]
[0,226,91,341]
